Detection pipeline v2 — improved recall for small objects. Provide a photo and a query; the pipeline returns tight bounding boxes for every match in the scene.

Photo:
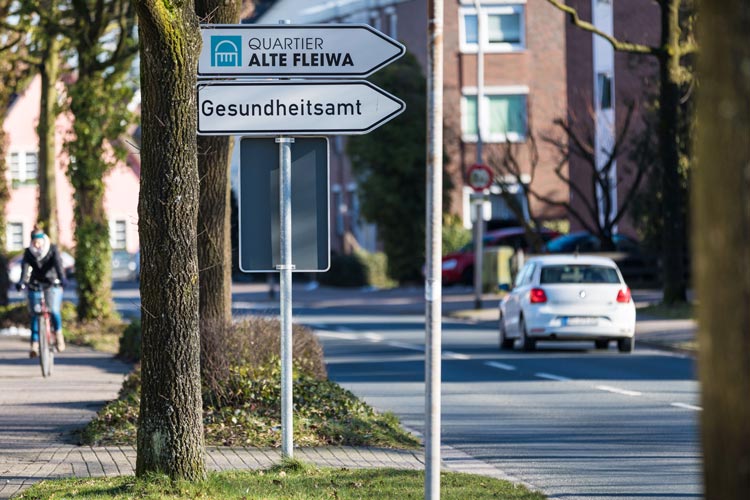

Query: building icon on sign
[211,36,242,67]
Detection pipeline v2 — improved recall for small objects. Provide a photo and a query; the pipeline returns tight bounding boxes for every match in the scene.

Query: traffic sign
[239,138,330,272]
[467,163,493,192]
[197,80,405,136]
[198,24,405,78]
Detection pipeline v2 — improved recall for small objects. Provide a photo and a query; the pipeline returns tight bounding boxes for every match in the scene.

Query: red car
[442,226,560,285]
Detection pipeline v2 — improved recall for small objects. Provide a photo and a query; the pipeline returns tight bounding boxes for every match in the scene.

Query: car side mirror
[498,283,511,292]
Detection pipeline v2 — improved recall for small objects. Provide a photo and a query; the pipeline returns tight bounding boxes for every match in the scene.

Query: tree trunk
[134,0,205,481]
[195,0,240,331]
[658,0,687,304]
[0,129,9,305]
[37,35,60,243]
[694,2,750,497]
[67,70,114,321]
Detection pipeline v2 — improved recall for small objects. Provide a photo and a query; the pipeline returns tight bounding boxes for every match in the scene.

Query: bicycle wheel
[39,313,53,377]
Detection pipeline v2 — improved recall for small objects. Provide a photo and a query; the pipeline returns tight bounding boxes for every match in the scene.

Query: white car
[498,255,636,353]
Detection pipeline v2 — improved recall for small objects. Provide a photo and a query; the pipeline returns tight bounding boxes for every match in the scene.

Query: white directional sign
[197,80,405,136]
[198,24,406,78]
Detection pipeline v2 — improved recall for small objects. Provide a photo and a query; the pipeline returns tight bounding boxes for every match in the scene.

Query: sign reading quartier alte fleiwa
[197,80,405,136]
[198,24,405,78]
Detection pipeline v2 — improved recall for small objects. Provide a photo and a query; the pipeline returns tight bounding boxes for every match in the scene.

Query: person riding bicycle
[15,227,67,358]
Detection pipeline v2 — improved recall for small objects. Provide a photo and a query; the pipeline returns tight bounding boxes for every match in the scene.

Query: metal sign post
[277,136,294,458]
[426,0,444,498]
[197,18,405,466]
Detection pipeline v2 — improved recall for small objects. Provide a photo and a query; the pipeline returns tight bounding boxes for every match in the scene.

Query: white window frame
[385,6,397,39]
[459,2,526,54]
[7,150,38,185]
[110,219,128,250]
[7,221,24,252]
[461,85,529,143]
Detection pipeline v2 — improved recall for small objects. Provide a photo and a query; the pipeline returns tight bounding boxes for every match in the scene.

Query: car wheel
[594,339,609,350]
[520,317,535,352]
[617,337,634,353]
[498,314,514,350]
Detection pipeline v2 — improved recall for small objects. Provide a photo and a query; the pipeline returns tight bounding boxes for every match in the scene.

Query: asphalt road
[54,281,701,499]
[270,298,701,500]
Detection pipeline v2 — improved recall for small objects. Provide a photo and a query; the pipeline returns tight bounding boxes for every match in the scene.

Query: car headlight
[442,259,458,271]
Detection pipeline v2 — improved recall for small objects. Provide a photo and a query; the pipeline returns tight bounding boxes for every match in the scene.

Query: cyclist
[15,227,67,357]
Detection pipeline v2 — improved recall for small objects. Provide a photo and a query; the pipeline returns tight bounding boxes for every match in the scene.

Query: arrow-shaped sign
[197,80,406,136]
[198,24,405,78]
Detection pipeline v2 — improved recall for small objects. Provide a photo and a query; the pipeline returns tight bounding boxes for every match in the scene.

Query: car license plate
[564,317,598,326]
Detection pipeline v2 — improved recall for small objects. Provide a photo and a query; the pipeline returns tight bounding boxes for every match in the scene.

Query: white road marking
[485,361,517,371]
[315,331,358,340]
[445,352,471,360]
[596,385,643,397]
[671,402,703,411]
[386,341,425,352]
[535,372,572,382]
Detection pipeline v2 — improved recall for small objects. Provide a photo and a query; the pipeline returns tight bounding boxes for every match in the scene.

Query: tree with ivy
[348,52,451,283]
[544,0,696,304]
[63,0,138,321]
[133,0,205,480]
[0,3,35,304]
[4,0,65,242]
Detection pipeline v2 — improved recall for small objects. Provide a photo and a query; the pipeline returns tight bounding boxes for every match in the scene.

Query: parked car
[442,227,559,285]
[8,251,75,284]
[498,254,636,352]
[543,231,639,253]
[111,250,139,281]
[543,231,660,286]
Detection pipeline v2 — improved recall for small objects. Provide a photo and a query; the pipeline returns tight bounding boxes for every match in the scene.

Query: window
[460,4,525,52]
[462,91,527,142]
[7,222,23,251]
[385,7,397,38]
[597,72,613,110]
[111,220,127,249]
[9,153,20,180]
[24,152,38,180]
[7,150,38,186]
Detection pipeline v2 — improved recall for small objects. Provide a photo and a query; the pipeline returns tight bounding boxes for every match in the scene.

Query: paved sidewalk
[0,445,424,499]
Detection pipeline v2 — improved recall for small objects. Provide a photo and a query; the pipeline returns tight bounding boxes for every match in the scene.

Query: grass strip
[18,461,546,499]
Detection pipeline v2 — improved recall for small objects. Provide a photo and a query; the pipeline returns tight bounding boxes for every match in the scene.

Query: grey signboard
[239,138,330,272]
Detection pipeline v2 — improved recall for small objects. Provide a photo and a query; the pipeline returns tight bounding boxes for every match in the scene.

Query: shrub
[200,316,327,407]
[117,319,141,362]
[318,250,396,289]
[0,300,77,329]
[318,254,368,287]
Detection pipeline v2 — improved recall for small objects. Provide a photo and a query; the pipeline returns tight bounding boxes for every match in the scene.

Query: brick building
[248,0,658,252]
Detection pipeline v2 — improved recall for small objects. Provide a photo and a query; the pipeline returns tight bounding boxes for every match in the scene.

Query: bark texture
[195,0,240,329]
[134,0,205,480]
[694,1,750,497]
[37,32,60,243]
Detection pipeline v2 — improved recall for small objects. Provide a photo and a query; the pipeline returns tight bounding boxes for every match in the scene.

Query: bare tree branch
[544,0,659,56]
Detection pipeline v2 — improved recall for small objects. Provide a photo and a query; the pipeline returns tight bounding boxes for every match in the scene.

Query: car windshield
[540,265,620,284]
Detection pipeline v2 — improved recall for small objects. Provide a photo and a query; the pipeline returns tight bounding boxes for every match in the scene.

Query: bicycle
[28,282,55,377]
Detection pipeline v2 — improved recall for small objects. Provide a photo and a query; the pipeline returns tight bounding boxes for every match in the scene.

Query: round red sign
[466,163,493,192]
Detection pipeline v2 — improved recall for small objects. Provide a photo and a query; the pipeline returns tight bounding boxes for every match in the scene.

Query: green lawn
[18,462,546,499]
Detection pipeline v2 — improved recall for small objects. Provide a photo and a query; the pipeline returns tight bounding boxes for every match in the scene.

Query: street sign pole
[277,136,295,459]
[473,0,485,311]
[426,0,444,499]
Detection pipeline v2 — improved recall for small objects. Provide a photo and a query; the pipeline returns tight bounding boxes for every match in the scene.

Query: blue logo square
[211,36,242,67]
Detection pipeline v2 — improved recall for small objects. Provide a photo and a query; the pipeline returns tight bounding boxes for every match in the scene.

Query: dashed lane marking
[596,385,643,397]
[534,372,572,382]
[485,361,517,371]
[670,402,702,411]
